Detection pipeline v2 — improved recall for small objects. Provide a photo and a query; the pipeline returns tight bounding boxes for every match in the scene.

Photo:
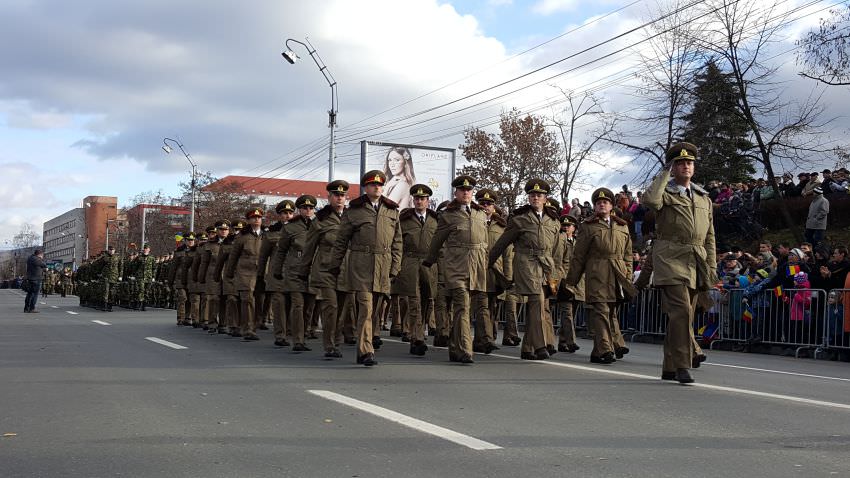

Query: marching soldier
[566,187,636,364]
[199,221,229,332]
[271,195,317,352]
[475,188,510,353]
[489,179,561,360]
[264,202,295,347]
[431,200,453,347]
[188,230,210,327]
[299,181,349,358]
[225,209,267,341]
[215,220,245,336]
[171,233,193,325]
[101,245,120,311]
[556,214,583,353]
[328,170,403,366]
[136,243,156,311]
[393,184,438,356]
[643,142,717,384]
[424,175,488,364]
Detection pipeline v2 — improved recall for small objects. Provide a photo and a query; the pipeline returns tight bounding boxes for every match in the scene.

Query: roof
[204,175,360,198]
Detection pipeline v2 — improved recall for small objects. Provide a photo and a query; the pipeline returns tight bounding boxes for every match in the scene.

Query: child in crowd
[826,290,844,346]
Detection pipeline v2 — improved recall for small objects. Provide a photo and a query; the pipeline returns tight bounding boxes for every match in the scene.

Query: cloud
[532,0,579,15]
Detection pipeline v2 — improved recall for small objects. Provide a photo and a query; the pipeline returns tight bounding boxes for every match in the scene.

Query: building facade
[42,208,86,268]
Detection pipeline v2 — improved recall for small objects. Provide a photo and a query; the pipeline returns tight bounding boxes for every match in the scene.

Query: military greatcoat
[392,208,438,298]
[425,200,488,292]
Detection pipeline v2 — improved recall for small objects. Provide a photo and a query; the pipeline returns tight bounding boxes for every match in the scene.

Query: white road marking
[705,362,850,383]
[385,339,850,411]
[51,305,58,309]
[91,320,111,326]
[66,311,79,315]
[145,337,188,350]
[39,301,46,304]
[308,390,502,450]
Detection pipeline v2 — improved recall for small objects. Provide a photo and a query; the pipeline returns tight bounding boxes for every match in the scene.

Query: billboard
[360,141,456,209]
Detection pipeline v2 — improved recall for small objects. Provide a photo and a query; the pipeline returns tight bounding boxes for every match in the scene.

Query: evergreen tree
[681,60,754,184]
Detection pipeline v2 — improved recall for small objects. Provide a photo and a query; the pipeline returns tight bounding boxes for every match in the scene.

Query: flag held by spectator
[742,306,753,322]
[774,285,783,298]
[787,265,800,276]
[698,321,719,341]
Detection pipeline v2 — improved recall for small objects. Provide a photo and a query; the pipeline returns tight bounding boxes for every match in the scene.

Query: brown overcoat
[392,208,438,297]
[425,200,488,292]
[489,205,560,296]
[565,215,636,303]
[225,228,266,292]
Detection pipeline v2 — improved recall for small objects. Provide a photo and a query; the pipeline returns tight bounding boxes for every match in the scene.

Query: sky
[0,0,845,248]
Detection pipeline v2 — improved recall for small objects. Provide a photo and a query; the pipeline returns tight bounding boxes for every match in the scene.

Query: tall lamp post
[281,38,338,182]
[162,138,197,232]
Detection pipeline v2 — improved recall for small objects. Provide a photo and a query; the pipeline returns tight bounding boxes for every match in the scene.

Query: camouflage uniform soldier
[171,233,194,326]
[136,243,156,311]
[425,175,489,364]
[643,142,717,384]
[101,245,120,311]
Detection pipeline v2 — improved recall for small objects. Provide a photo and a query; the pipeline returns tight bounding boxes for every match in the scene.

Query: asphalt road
[1,289,849,478]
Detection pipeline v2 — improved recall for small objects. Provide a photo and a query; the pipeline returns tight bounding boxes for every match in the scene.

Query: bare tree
[12,223,41,250]
[796,4,850,86]
[460,109,562,212]
[189,172,262,232]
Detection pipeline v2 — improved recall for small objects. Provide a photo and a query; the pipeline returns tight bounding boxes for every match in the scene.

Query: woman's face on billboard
[387,151,405,175]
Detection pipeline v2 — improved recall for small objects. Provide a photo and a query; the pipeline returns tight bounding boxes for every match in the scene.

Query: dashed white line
[91,320,111,326]
[145,337,187,350]
[51,305,59,309]
[705,363,850,382]
[308,390,501,450]
[39,301,46,305]
[66,311,79,315]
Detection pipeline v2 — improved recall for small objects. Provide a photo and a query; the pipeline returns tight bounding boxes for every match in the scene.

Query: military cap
[128,242,137,250]
[275,200,295,214]
[410,184,433,197]
[475,188,498,203]
[327,179,350,194]
[591,187,615,204]
[215,219,231,229]
[524,178,550,194]
[361,170,387,186]
[142,242,151,249]
[451,175,476,190]
[546,198,560,210]
[665,142,699,162]
[198,232,209,241]
[295,195,317,208]
[205,225,216,234]
[560,214,577,226]
[246,208,264,219]
[185,232,196,241]
[231,220,246,231]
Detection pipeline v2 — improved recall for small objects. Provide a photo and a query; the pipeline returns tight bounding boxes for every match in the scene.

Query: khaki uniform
[643,169,716,372]
[426,200,488,360]
[556,232,585,348]
[171,245,189,324]
[214,234,241,333]
[225,228,266,338]
[299,206,349,353]
[477,212,512,348]
[270,216,314,347]
[489,206,560,356]
[329,195,403,360]
[188,245,204,326]
[262,222,289,343]
[199,237,225,330]
[566,216,635,359]
[392,208,438,347]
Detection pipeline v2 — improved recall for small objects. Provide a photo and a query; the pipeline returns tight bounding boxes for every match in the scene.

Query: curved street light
[162,137,197,232]
[282,38,338,181]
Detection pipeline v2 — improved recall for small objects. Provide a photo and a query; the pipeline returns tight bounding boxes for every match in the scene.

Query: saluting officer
[489,179,561,360]
[424,175,488,364]
[225,208,267,341]
[642,142,717,384]
[393,184,438,356]
[264,201,295,347]
[271,195,317,352]
[299,180,349,358]
[475,188,511,352]
[328,170,403,366]
[566,187,635,364]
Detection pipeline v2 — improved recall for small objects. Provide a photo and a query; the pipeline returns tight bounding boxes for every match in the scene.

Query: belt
[447,243,487,249]
[404,251,429,258]
[349,244,390,253]
[515,248,546,257]
[656,235,705,246]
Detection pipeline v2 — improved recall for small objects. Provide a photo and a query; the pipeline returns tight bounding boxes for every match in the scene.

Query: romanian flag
[788,265,800,276]
[774,285,783,298]
[742,307,753,322]
[698,322,719,341]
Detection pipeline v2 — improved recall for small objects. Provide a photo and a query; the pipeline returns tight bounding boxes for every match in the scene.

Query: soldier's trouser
[204,293,220,326]
[543,299,556,347]
[102,280,112,305]
[403,290,426,343]
[225,294,240,329]
[341,293,356,340]
[372,295,388,338]
[472,292,494,347]
[520,292,548,354]
[660,285,698,371]
[389,295,404,333]
[448,288,476,357]
[289,292,315,345]
[268,292,289,340]
[586,302,623,357]
[503,294,519,340]
[557,300,578,345]
[189,293,201,323]
[354,291,384,358]
[306,298,319,334]
[239,290,257,336]
[426,298,436,331]
[434,288,452,338]
[176,288,188,322]
[254,280,267,325]
[318,288,345,352]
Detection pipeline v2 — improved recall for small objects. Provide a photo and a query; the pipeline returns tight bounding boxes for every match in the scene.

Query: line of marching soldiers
[74,242,162,311]
[163,169,646,369]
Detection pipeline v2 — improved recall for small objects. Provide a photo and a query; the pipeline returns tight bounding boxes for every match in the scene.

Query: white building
[43,208,86,269]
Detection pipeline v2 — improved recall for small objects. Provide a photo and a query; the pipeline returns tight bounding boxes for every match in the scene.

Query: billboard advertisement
[360,141,456,209]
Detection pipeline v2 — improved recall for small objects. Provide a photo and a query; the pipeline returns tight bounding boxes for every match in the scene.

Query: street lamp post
[281,38,338,182]
[162,138,197,232]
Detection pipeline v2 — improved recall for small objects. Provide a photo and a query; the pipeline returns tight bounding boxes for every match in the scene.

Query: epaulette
[380,196,400,209]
